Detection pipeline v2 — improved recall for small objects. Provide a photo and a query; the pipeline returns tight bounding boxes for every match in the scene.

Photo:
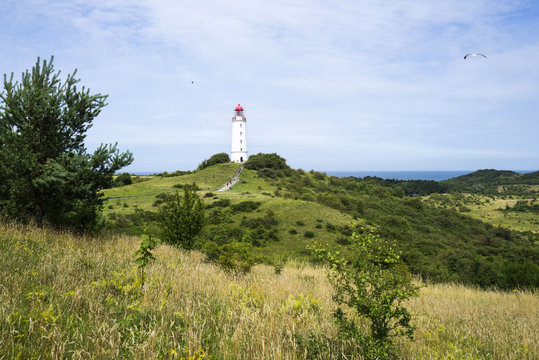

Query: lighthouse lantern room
[231,104,248,163]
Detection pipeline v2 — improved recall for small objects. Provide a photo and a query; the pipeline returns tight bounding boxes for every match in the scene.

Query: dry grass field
[1,222,537,359]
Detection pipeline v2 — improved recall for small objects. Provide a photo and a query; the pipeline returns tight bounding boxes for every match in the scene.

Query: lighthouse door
[240,157,243,162]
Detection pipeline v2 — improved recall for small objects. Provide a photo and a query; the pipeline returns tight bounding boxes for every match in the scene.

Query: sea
[324,170,535,181]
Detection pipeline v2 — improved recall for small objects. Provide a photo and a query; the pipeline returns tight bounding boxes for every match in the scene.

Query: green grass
[103,163,242,214]
[425,193,539,233]
[103,164,356,259]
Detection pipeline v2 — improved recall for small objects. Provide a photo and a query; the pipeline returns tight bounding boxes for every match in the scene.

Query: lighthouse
[231,104,248,163]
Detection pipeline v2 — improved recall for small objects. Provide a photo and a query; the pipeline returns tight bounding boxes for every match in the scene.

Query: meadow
[425,191,539,234]
[0,222,537,359]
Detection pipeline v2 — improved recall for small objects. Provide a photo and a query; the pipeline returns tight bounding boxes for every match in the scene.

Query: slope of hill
[441,169,539,193]
[1,223,537,359]
[102,162,539,289]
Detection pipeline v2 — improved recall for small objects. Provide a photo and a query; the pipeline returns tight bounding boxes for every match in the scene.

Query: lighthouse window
[240,139,242,143]
[240,124,242,128]
[240,132,242,135]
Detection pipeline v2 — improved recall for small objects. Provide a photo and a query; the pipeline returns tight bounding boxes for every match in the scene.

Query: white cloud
[1,0,538,171]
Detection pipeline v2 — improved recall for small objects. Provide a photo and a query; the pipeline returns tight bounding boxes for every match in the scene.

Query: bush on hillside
[114,173,133,187]
[310,227,419,359]
[197,153,230,170]
[244,153,291,178]
[158,185,205,250]
[231,200,261,213]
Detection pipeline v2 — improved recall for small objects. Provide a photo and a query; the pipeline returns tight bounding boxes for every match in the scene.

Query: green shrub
[207,198,231,208]
[197,153,230,170]
[202,241,257,273]
[231,201,261,213]
[133,233,160,284]
[304,231,314,238]
[115,173,133,187]
[158,185,204,250]
[310,227,419,359]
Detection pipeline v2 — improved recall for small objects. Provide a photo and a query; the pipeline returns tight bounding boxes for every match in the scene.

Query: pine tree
[0,56,133,232]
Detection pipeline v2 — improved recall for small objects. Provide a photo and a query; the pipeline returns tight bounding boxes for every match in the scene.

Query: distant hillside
[103,161,539,289]
[442,169,539,193]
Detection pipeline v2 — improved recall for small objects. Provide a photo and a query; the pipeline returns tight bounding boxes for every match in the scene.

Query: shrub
[133,233,160,284]
[244,153,289,171]
[304,231,314,238]
[207,198,231,208]
[173,183,200,190]
[158,185,204,250]
[289,228,298,235]
[197,152,230,170]
[310,228,419,359]
[115,173,133,187]
[202,241,257,273]
[231,201,261,213]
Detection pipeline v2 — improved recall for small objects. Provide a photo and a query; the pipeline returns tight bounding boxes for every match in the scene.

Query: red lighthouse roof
[235,104,244,111]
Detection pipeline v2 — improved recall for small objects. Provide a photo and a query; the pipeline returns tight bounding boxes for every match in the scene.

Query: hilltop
[441,169,539,194]
[103,156,538,289]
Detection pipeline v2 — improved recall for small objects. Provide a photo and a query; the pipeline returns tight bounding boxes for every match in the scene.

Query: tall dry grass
[0,222,537,359]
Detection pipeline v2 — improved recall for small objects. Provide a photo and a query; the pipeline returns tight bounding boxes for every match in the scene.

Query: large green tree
[0,57,133,232]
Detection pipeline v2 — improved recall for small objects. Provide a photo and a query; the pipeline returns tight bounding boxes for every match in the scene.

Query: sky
[1,0,538,172]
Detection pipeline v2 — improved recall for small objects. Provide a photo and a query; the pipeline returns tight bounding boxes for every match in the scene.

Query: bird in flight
[464,53,487,59]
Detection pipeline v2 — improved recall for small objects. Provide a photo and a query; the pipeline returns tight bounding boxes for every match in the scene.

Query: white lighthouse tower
[231,104,248,163]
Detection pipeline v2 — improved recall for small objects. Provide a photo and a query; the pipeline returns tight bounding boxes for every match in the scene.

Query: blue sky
[1,0,538,172]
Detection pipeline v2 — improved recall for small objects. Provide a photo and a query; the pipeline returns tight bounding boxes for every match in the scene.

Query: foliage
[273,167,538,289]
[202,222,259,273]
[442,169,539,194]
[202,241,257,274]
[244,153,291,178]
[310,227,419,359]
[114,173,133,187]
[231,200,261,212]
[503,200,539,213]
[197,152,230,170]
[133,233,160,284]
[0,56,133,232]
[158,184,204,249]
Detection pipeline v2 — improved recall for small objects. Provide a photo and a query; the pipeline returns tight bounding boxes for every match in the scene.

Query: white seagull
[464,53,487,59]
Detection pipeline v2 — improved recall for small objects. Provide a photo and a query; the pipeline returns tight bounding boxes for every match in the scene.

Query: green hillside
[442,169,539,194]
[103,161,538,289]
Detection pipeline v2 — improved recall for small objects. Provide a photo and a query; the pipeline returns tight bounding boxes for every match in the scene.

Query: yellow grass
[0,222,537,359]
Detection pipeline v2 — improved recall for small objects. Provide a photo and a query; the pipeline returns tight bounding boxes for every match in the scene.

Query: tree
[310,227,419,359]
[158,184,204,249]
[0,56,133,231]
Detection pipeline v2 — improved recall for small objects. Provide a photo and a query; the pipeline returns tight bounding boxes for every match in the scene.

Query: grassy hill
[441,169,539,194]
[1,222,537,359]
[102,162,538,289]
